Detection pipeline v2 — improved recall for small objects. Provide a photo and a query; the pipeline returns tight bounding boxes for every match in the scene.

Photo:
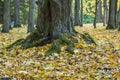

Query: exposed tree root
[7,30,97,56]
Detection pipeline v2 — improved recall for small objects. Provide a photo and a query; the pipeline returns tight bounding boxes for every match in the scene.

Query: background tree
[103,0,107,26]
[118,2,120,31]
[93,0,98,28]
[74,0,80,26]
[106,0,117,29]
[2,0,10,33]
[28,0,35,32]
[80,0,83,26]
[0,0,4,24]
[14,0,21,27]
[97,0,103,23]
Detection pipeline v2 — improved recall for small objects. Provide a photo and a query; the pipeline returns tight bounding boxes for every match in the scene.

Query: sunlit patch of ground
[0,24,120,79]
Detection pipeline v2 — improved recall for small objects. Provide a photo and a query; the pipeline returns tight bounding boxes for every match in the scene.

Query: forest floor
[0,25,120,79]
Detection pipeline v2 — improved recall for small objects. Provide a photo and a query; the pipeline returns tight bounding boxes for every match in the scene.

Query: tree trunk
[106,0,117,29]
[2,0,10,33]
[97,0,103,23]
[118,9,120,31]
[80,0,83,26]
[103,0,107,26]
[28,0,35,32]
[0,0,4,24]
[14,0,21,27]
[93,0,97,28]
[74,0,80,26]
[36,0,73,38]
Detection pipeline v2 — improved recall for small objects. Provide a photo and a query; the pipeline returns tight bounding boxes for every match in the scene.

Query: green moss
[45,33,79,56]
[80,33,97,45]
[7,39,25,49]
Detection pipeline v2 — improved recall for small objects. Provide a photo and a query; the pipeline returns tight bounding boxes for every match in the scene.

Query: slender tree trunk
[118,8,120,31]
[106,0,117,29]
[14,0,21,27]
[118,10,120,31]
[103,0,107,26]
[2,0,10,33]
[0,0,4,24]
[28,0,35,32]
[97,0,103,23]
[93,0,97,28]
[80,0,83,26]
[36,0,73,38]
[74,0,80,26]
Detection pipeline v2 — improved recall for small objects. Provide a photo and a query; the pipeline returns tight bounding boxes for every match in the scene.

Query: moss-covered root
[7,39,25,49]
[81,33,97,45]
[45,33,78,56]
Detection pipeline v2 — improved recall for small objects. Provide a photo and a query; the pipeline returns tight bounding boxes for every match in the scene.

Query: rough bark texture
[80,0,83,26]
[118,10,120,31]
[103,0,107,26]
[74,0,80,26]
[93,0,97,28]
[28,0,35,32]
[97,0,103,23]
[37,0,73,38]
[0,0,4,24]
[106,0,117,29]
[14,0,21,27]
[2,0,10,33]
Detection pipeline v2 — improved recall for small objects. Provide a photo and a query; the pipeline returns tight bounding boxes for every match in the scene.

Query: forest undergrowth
[0,25,120,79]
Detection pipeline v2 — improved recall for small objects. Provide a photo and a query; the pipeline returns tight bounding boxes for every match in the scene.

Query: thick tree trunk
[74,0,80,26]
[106,0,117,29]
[37,0,73,38]
[14,0,21,27]
[28,0,35,32]
[2,0,10,33]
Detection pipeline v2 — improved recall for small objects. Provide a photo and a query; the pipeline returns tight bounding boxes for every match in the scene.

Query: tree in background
[28,0,35,32]
[118,2,120,31]
[14,0,21,27]
[0,0,4,24]
[80,0,83,26]
[93,0,98,28]
[97,0,103,23]
[106,0,117,29]
[2,0,10,33]
[74,0,80,26]
[103,0,108,26]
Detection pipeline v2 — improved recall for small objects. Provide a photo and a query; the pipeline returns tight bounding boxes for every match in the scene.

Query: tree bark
[118,9,120,31]
[93,0,97,28]
[28,0,35,32]
[36,0,73,38]
[97,0,103,23]
[2,0,10,33]
[74,0,80,26]
[0,0,4,24]
[80,0,83,26]
[14,0,21,27]
[103,0,107,26]
[106,0,117,29]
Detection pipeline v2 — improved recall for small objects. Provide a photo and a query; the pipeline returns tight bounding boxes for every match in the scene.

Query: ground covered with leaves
[0,25,120,79]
